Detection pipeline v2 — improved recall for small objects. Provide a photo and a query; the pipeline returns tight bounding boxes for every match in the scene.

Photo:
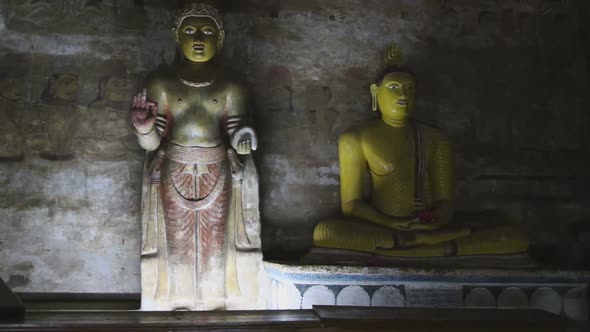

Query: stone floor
[0,307,580,331]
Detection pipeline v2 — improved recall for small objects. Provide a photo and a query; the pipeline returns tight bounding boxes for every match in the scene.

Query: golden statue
[132,3,262,311]
[313,44,528,258]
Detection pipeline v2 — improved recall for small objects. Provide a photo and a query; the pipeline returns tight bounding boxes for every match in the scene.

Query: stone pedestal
[263,261,590,321]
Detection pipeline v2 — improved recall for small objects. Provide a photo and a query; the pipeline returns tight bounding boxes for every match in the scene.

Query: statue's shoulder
[339,120,380,142]
[355,120,384,137]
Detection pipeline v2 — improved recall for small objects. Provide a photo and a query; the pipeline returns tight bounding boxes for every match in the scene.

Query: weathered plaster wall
[1,0,589,293]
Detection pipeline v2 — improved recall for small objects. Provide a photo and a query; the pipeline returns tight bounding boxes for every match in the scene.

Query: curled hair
[174,2,223,30]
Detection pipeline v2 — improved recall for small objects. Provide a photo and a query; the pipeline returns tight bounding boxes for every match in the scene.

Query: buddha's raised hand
[131,89,158,134]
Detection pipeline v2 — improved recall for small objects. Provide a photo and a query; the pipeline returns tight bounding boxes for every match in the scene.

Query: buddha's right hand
[389,219,444,231]
[385,217,421,231]
[131,89,158,134]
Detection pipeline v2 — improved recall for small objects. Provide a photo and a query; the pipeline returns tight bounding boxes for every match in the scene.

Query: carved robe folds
[140,144,263,310]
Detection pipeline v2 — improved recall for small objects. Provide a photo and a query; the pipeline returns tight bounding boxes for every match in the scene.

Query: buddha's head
[102,75,126,103]
[89,75,127,108]
[41,73,78,104]
[0,74,24,101]
[370,71,415,126]
[173,3,225,63]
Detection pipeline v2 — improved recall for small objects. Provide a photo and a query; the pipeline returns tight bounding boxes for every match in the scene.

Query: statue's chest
[167,86,226,119]
[364,133,416,176]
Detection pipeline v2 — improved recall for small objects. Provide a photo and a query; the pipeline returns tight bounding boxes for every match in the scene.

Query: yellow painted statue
[313,45,528,258]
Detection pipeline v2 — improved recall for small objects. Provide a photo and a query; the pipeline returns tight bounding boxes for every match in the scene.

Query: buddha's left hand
[390,220,440,231]
[406,222,440,231]
[231,127,258,155]
[235,138,252,155]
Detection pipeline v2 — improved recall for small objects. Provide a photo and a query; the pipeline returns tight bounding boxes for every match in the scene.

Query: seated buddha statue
[313,67,529,258]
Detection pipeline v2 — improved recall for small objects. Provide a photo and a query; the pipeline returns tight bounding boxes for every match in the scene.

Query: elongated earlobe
[218,30,226,52]
[370,84,378,111]
[371,95,377,111]
[172,28,179,44]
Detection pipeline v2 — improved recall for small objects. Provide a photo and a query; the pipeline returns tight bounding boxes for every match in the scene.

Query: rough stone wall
[0,0,589,293]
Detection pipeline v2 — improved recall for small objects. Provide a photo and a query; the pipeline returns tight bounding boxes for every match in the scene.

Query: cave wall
[0,0,589,293]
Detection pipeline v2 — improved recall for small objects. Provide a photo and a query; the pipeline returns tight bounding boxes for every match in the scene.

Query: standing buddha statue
[131,3,259,310]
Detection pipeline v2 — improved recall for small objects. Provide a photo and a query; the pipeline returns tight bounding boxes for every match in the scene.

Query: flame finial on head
[384,42,403,66]
[174,3,223,30]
